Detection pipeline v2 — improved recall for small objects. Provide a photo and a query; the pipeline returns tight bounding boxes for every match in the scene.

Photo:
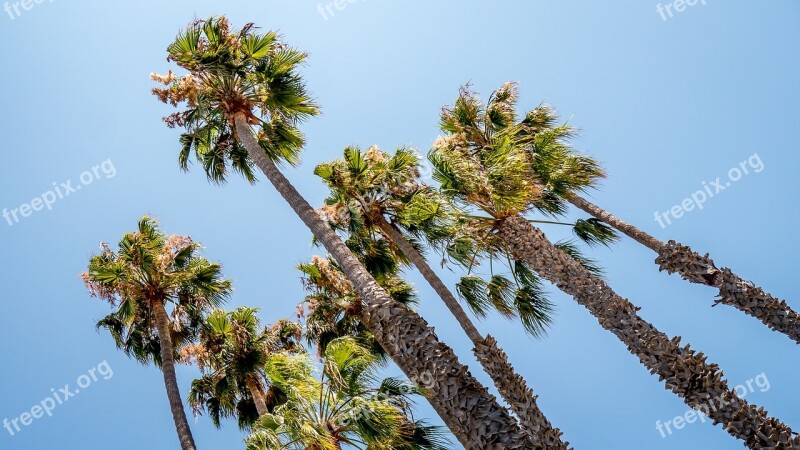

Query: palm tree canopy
[152,16,320,184]
[431,83,616,244]
[185,307,303,430]
[298,255,416,358]
[438,82,606,216]
[316,146,456,246]
[246,337,451,450]
[429,84,614,273]
[83,216,232,366]
[316,146,555,337]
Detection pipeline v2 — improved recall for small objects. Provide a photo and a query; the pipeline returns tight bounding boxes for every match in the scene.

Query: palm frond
[573,218,619,247]
[455,275,491,318]
[554,240,605,277]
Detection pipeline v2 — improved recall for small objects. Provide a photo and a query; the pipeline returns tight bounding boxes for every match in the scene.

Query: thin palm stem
[154,302,197,450]
[373,215,569,449]
[569,194,800,345]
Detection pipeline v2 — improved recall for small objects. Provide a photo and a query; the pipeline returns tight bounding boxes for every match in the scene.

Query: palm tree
[246,337,450,450]
[315,146,568,448]
[298,254,418,360]
[83,217,233,450]
[152,17,535,448]
[571,174,800,346]
[185,307,303,429]
[428,85,800,449]
[484,82,800,345]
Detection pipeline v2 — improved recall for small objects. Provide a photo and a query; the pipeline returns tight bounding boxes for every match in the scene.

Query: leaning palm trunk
[498,214,800,449]
[234,115,536,449]
[374,215,568,449]
[569,195,800,345]
[153,302,197,450]
[246,378,269,416]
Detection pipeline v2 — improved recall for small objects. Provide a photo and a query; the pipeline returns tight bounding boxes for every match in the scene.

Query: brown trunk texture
[570,195,800,345]
[375,215,569,449]
[498,215,799,449]
[246,377,269,416]
[154,302,197,450]
[234,115,538,449]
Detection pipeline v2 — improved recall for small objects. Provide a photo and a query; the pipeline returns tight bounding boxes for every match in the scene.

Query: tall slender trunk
[234,115,537,450]
[374,215,568,449]
[568,195,666,252]
[569,195,800,345]
[246,377,269,416]
[498,214,799,449]
[153,302,197,450]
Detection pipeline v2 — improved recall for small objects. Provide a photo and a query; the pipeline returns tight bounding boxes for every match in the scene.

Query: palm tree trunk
[234,114,537,450]
[374,215,568,449]
[498,214,799,449]
[568,195,666,251]
[569,195,800,345]
[246,377,269,416]
[153,302,197,450]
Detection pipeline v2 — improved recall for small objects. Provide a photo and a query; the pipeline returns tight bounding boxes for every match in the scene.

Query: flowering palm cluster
[316,146,452,237]
[83,217,232,365]
[297,255,417,358]
[151,17,319,184]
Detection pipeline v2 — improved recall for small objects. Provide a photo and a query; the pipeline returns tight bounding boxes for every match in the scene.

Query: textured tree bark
[374,215,569,449]
[570,195,800,345]
[246,377,269,416]
[234,115,538,450]
[655,241,800,345]
[153,302,197,450]
[498,214,800,449]
[374,216,484,343]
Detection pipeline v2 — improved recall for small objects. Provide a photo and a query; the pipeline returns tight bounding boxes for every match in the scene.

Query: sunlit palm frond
[247,338,450,449]
[154,16,320,182]
[573,218,619,247]
[84,217,233,367]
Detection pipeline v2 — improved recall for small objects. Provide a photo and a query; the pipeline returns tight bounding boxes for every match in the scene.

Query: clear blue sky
[1,1,798,449]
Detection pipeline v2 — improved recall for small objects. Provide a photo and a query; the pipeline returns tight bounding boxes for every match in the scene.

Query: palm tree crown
[84,216,232,364]
[438,83,605,216]
[186,307,303,430]
[429,85,614,281]
[431,83,615,244]
[83,216,232,450]
[298,255,417,358]
[315,146,455,245]
[246,337,450,450]
[152,16,319,183]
